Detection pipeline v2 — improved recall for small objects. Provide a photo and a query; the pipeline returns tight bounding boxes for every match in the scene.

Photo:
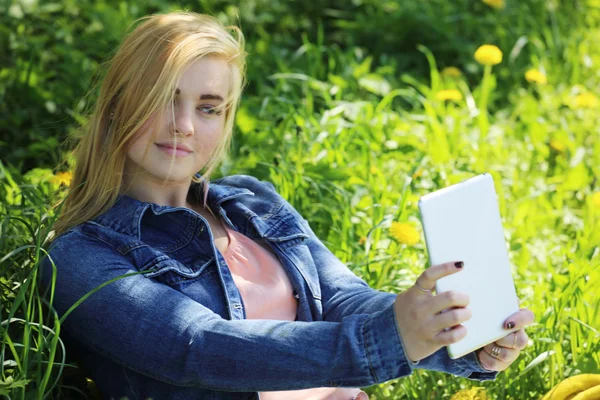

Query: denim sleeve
[39,230,413,391]
[400,344,499,381]
[260,181,497,382]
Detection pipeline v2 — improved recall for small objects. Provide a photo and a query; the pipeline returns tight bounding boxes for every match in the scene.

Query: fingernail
[506,321,515,329]
[454,261,464,268]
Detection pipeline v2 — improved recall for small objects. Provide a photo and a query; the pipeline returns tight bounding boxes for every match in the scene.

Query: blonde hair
[53,11,246,237]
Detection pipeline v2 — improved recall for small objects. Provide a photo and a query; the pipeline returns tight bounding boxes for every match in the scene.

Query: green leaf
[352,56,373,79]
[358,74,391,96]
[517,350,555,377]
[39,3,63,13]
[561,163,589,191]
[328,74,348,89]
[0,376,31,390]
[235,107,257,135]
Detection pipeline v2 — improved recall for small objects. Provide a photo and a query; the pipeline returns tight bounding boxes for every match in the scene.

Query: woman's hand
[476,308,534,371]
[393,261,470,363]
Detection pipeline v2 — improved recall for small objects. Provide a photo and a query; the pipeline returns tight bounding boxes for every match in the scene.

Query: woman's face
[124,57,230,184]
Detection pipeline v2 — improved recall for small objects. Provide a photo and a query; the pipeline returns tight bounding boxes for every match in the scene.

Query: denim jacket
[40,174,496,400]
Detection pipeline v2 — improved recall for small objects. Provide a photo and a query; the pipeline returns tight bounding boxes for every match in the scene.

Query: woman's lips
[155,143,192,157]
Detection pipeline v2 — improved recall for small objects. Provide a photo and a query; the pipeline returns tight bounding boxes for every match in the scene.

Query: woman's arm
[259,179,497,381]
[300,215,497,381]
[39,229,413,391]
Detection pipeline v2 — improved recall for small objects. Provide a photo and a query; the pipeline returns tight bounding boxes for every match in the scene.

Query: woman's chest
[117,207,323,321]
[190,205,231,256]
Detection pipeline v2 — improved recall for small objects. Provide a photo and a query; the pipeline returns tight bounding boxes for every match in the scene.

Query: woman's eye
[197,105,222,115]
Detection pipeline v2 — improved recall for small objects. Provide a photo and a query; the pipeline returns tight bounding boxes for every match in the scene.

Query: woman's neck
[121,172,193,208]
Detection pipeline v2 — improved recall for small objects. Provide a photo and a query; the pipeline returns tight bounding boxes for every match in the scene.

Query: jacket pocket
[142,256,214,283]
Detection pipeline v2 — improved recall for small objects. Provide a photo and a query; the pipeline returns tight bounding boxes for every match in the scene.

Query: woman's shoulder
[39,225,132,292]
[46,222,132,266]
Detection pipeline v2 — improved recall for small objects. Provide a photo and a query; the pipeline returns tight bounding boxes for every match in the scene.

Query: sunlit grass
[2,5,600,400]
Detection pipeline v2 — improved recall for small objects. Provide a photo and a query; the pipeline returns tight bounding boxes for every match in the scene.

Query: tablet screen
[418,173,520,359]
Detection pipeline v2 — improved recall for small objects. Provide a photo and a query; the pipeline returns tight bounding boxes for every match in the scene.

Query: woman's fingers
[495,329,528,350]
[354,391,369,400]
[394,261,468,363]
[413,262,471,333]
[432,307,472,332]
[434,324,468,346]
[477,325,530,372]
[414,261,465,292]
[478,341,521,371]
[503,308,535,330]
[477,347,506,371]
[431,291,470,314]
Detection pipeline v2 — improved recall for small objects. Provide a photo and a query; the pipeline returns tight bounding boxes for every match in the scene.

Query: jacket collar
[93,180,254,239]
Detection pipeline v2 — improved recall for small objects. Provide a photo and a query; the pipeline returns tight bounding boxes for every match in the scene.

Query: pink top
[219,220,368,400]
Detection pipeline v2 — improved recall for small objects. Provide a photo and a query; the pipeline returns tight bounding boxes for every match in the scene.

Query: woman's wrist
[395,317,420,366]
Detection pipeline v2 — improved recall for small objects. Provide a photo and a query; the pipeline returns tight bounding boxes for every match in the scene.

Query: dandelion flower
[50,171,73,187]
[370,166,381,175]
[574,92,599,109]
[549,139,566,153]
[481,0,505,9]
[592,192,600,208]
[436,89,463,102]
[441,67,462,78]
[451,387,488,400]
[389,222,420,246]
[358,236,367,245]
[525,69,548,85]
[474,45,503,66]
[412,169,423,179]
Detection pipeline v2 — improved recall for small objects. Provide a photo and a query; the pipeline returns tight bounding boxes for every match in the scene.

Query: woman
[40,11,534,400]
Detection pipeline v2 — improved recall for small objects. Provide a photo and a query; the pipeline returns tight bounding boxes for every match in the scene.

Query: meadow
[1,0,599,398]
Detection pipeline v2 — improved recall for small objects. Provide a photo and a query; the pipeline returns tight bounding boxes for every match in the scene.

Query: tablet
[418,173,519,359]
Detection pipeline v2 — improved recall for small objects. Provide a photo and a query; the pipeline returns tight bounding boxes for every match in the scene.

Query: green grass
[2,0,600,398]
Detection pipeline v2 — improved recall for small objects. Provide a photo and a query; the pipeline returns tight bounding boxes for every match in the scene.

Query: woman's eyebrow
[199,94,224,101]
[175,88,224,101]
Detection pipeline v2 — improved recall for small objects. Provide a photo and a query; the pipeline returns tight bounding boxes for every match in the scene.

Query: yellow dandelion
[50,171,73,187]
[481,0,505,9]
[451,387,488,400]
[389,222,420,246]
[574,92,599,109]
[412,169,423,179]
[592,192,600,208]
[358,236,367,245]
[549,139,566,153]
[525,69,548,85]
[370,166,381,175]
[436,89,463,102]
[441,66,462,78]
[474,45,503,66]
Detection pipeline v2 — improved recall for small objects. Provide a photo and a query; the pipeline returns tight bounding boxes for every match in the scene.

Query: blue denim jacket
[40,174,496,400]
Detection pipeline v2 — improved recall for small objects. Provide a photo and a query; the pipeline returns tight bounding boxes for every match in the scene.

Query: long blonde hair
[53,11,246,237]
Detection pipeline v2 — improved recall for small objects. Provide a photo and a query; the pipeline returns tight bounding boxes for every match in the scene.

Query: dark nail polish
[454,261,464,268]
[506,321,515,329]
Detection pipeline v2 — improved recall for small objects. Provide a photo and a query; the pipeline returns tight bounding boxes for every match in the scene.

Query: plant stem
[478,64,492,146]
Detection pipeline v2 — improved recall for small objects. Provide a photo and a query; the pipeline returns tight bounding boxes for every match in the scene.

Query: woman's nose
[173,109,194,136]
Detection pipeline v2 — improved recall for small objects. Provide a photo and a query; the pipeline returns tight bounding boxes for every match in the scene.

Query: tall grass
[2,1,600,398]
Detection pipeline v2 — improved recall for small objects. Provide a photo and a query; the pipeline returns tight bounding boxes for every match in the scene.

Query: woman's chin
[149,171,194,184]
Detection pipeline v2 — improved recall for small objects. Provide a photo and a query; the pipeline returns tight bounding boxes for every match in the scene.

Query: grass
[2,1,600,399]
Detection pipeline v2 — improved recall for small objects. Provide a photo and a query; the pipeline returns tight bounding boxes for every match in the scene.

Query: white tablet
[418,173,519,359]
